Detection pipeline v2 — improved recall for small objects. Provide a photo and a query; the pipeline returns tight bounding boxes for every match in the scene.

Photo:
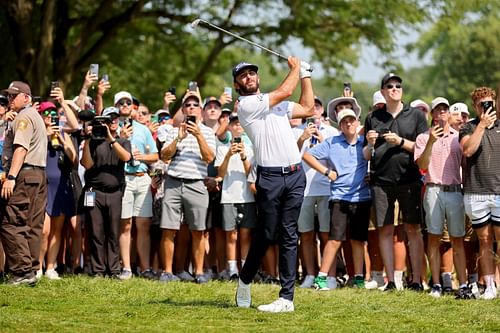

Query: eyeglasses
[384,83,402,89]
[118,100,132,106]
[183,103,199,108]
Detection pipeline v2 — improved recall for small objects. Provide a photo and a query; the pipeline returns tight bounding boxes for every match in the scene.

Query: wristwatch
[7,174,16,180]
[323,169,330,176]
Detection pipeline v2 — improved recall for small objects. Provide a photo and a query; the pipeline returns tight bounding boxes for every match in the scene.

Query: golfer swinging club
[234,57,315,312]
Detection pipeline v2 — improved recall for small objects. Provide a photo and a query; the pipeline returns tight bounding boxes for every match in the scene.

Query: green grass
[1,276,499,332]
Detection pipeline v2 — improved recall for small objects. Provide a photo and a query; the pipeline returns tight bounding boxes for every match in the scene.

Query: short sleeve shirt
[164,123,216,179]
[237,93,301,167]
[294,122,339,196]
[215,141,255,204]
[308,134,370,202]
[459,118,500,194]
[414,128,462,185]
[364,104,428,185]
[124,120,158,173]
[12,106,47,167]
[85,138,131,190]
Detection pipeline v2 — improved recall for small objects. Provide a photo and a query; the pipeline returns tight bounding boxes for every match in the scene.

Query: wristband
[241,156,247,162]
[399,138,405,147]
[323,169,330,177]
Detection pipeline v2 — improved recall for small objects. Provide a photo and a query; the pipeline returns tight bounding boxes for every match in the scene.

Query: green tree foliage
[0,0,433,108]
[410,0,500,112]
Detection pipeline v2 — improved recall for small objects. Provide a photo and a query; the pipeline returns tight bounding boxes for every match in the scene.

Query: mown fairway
[1,276,499,332]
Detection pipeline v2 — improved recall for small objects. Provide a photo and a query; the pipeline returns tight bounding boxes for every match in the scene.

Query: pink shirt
[414,128,462,185]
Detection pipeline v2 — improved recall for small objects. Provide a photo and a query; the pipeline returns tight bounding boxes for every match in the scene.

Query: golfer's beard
[239,82,259,95]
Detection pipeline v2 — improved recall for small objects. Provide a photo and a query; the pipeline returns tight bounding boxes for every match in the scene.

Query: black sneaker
[442,286,453,294]
[383,281,397,291]
[455,285,473,299]
[407,282,423,292]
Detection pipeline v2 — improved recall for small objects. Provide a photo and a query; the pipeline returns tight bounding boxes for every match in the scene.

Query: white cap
[450,102,469,115]
[114,91,133,105]
[431,97,450,110]
[410,99,430,113]
[372,90,386,106]
[337,109,357,124]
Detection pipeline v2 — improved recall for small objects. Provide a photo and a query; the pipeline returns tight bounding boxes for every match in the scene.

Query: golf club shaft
[196,19,288,61]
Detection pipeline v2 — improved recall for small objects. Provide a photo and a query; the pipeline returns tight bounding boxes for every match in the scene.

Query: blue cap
[232,62,258,79]
[102,106,119,117]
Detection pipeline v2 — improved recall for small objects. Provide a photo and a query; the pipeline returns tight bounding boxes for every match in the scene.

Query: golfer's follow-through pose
[234,56,314,312]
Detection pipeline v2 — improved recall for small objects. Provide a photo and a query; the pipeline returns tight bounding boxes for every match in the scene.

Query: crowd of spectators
[0,67,498,301]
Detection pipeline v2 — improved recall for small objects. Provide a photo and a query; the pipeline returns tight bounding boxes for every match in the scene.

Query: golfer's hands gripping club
[300,61,312,79]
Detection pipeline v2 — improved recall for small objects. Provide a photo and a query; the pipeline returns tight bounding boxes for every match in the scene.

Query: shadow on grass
[150,298,232,308]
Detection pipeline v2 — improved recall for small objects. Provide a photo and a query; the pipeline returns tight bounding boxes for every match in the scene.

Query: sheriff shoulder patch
[17,119,28,130]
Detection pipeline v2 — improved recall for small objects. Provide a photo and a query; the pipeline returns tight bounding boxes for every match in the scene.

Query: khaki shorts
[297,196,330,233]
[121,174,153,219]
[161,176,208,231]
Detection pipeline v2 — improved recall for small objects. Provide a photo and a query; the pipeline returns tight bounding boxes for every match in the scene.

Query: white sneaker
[481,286,497,300]
[300,275,315,288]
[35,269,43,280]
[364,279,379,290]
[235,279,251,308]
[45,269,61,280]
[257,298,294,313]
[327,276,338,290]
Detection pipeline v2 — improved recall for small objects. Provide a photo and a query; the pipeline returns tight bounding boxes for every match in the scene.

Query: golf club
[191,18,299,64]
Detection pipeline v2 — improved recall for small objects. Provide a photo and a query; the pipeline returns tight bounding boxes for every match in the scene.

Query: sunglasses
[118,100,132,106]
[183,103,199,108]
[42,110,57,117]
[7,94,19,101]
[139,111,149,116]
[0,102,7,107]
[385,83,402,89]
[159,116,170,121]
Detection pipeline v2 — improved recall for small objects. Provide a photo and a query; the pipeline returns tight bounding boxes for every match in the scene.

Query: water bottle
[129,144,141,167]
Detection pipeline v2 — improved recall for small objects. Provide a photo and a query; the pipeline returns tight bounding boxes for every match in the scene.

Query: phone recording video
[89,64,99,77]
[233,137,242,143]
[188,81,197,92]
[50,81,60,91]
[168,87,176,96]
[186,115,196,124]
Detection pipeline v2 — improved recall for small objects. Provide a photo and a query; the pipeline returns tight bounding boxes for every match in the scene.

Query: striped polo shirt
[164,123,216,180]
[459,118,500,194]
[414,128,462,185]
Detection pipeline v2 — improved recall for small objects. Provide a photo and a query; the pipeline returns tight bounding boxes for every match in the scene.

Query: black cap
[229,114,239,123]
[232,62,259,79]
[380,73,402,89]
[0,94,8,105]
[314,96,323,106]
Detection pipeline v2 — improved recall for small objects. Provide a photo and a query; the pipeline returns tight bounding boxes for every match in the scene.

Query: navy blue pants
[240,166,305,301]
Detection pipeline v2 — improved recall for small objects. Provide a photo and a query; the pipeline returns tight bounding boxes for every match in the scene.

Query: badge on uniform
[84,190,96,207]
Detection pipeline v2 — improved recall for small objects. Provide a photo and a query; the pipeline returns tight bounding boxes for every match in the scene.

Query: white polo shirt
[237,93,301,167]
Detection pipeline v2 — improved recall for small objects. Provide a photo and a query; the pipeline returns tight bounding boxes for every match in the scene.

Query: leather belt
[258,163,302,175]
[21,164,45,171]
[169,176,202,183]
[126,172,145,177]
[427,183,462,192]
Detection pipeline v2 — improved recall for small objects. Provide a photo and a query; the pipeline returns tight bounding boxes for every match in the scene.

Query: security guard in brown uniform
[0,81,47,285]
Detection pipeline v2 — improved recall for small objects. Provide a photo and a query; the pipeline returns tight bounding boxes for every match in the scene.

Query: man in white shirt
[233,57,314,312]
